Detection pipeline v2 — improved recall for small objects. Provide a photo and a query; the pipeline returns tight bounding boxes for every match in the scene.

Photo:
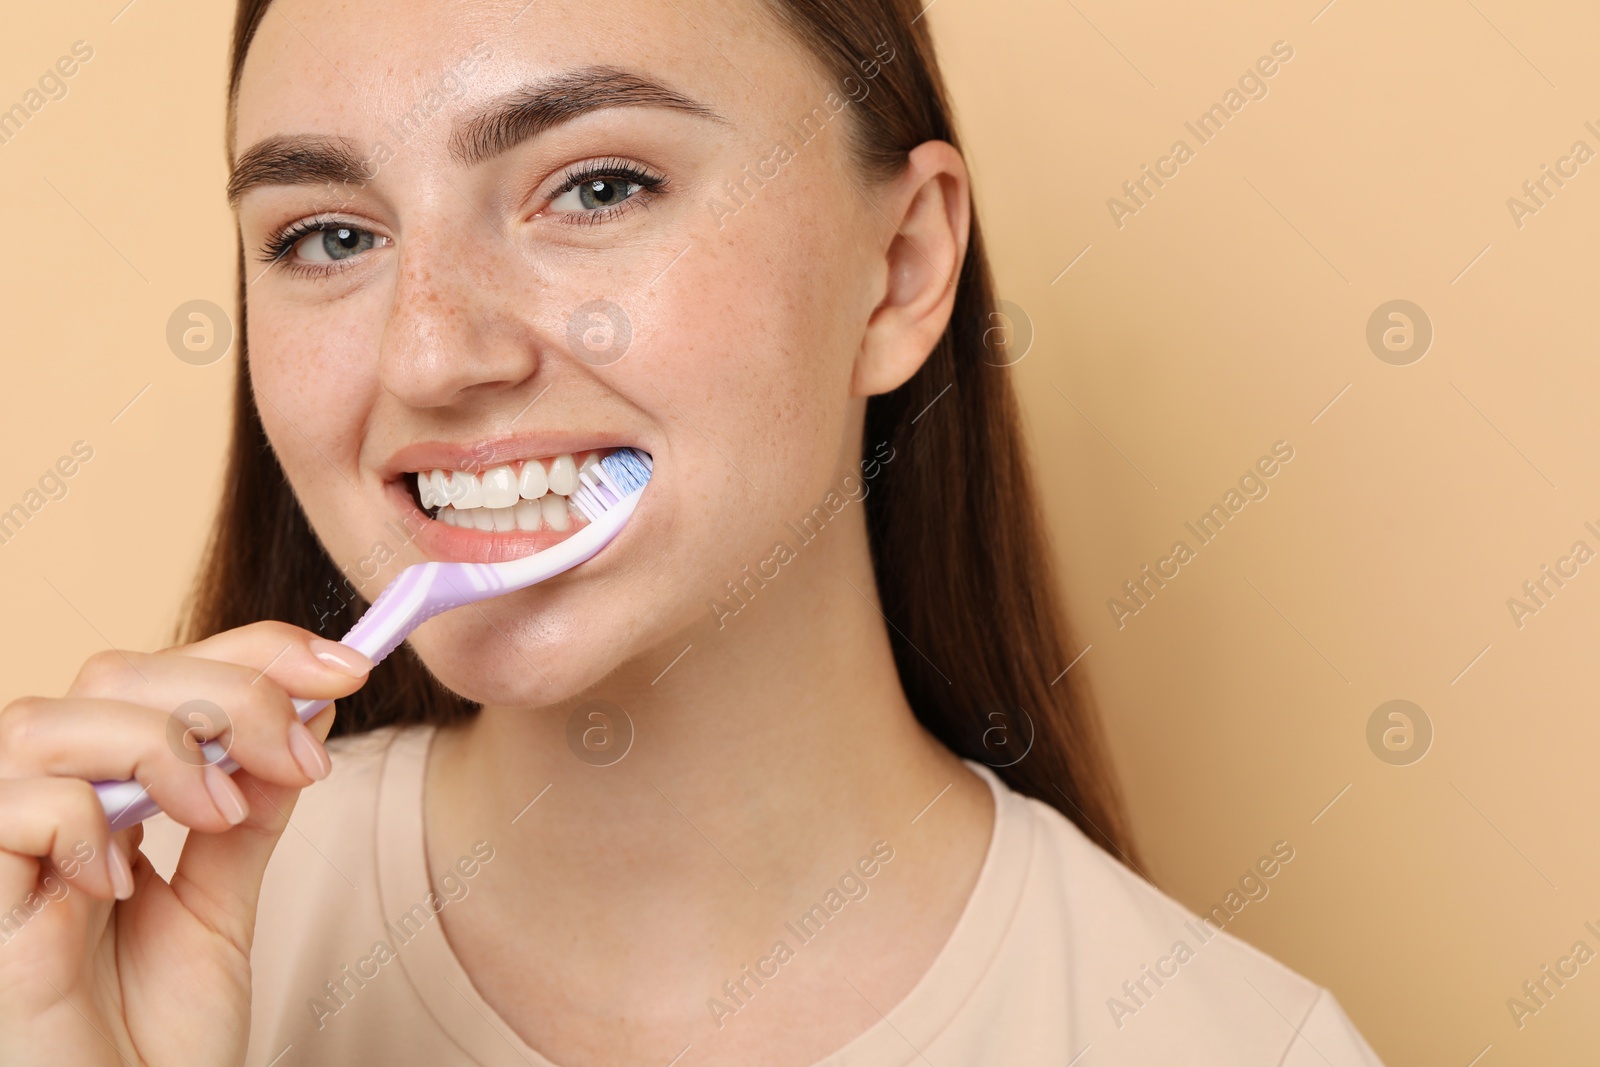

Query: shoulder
[973,764,1384,1064]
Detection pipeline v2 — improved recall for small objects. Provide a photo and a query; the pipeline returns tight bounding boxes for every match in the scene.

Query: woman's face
[232,0,892,703]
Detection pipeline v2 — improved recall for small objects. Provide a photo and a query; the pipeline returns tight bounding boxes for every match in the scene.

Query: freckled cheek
[248,310,378,448]
[651,296,831,496]
[668,223,846,421]
[246,316,382,552]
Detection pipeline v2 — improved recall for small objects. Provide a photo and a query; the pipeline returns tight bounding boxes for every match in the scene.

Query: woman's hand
[0,621,372,1066]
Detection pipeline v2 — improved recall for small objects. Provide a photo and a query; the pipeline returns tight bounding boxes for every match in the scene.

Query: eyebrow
[228,65,726,204]
[451,64,726,166]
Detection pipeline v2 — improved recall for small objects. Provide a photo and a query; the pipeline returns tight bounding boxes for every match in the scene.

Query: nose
[377,221,542,409]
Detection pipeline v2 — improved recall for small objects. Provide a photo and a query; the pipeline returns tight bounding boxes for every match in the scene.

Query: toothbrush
[96,447,653,832]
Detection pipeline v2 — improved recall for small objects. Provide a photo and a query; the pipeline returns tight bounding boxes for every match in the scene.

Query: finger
[49,627,367,797]
[13,643,350,791]
[0,778,121,907]
[174,620,373,695]
[66,624,372,710]
[0,697,307,834]
[165,703,337,952]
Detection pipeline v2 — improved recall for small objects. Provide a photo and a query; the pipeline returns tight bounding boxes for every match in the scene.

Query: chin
[402,571,690,710]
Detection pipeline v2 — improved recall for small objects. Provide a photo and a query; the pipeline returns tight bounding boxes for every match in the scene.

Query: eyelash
[547,156,669,227]
[255,158,670,278]
[256,216,357,279]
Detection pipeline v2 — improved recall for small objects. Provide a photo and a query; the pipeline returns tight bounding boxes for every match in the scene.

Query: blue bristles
[601,448,652,495]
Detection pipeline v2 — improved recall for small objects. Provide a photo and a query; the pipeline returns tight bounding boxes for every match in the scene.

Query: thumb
[162,703,337,953]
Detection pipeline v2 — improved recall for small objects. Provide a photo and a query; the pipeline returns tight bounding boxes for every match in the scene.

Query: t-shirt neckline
[375,724,1035,1067]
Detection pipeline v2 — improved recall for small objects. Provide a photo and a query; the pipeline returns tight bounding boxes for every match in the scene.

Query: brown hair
[198,0,1140,868]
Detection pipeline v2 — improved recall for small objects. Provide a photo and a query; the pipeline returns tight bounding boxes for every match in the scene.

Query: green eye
[298,226,380,263]
[544,159,667,220]
[552,177,643,214]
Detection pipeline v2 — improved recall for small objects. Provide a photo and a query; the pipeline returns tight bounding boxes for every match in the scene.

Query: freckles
[246,307,373,473]
[245,323,303,402]
[662,202,840,467]
[253,318,348,400]
[772,379,810,437]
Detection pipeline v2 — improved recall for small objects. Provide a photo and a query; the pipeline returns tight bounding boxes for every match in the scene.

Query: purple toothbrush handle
[92,453,645,833]
[95,561,485,832]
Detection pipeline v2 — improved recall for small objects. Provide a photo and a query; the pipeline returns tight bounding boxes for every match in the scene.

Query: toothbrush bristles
[570,448,652,523]
[600,448,652,495]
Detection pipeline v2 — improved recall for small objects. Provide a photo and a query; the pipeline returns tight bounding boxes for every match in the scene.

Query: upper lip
[380,433,642,479]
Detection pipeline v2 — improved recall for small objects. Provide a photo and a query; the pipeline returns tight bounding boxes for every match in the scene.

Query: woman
[0,0,1384,1063]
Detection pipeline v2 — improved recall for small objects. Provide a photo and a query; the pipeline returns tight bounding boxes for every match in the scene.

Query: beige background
[3,1,1597,1062]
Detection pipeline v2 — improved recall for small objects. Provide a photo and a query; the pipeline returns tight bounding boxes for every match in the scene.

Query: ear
[850,141,972,397]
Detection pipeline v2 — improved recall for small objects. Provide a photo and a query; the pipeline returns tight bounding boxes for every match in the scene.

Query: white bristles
[568,447,652,522]
[570,472,610,523]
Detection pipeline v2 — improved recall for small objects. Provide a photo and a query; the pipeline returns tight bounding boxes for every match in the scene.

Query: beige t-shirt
[142,724,1384,1066]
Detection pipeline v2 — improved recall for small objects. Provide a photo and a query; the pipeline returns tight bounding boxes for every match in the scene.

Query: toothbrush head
[570,447,653,522]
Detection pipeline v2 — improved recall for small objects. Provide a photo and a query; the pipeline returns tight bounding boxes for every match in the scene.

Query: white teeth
[541,492,570,531]
[547,454,578,496]
[433,491,593,533]
[481,465,518,508]
[518,459,548,500]
[417,450,612,525]
[432,495,576,532]
[448,470,483,509]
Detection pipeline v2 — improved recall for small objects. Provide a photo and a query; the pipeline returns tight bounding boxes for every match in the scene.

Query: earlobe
[850,141,971,398]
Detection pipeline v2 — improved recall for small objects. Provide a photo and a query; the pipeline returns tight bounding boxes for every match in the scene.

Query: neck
[421,499,996,1052]
[427,495,983,914]
[436,498,967,874]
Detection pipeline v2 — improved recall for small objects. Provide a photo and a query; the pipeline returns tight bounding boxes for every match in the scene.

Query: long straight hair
[197,0,1140,867]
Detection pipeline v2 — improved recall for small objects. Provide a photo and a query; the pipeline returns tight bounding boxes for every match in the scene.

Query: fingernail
[310,637,372,676]
[108,840,134,901]
[288,720,332,781]
[204,763,249,825]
